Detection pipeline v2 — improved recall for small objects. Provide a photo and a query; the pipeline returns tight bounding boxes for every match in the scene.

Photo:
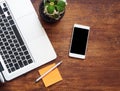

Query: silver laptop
[0,0,57,83]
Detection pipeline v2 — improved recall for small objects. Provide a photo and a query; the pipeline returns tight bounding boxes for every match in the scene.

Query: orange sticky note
[38,63,63,87]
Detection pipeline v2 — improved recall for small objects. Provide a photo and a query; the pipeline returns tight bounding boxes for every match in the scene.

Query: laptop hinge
[0,62,4,72]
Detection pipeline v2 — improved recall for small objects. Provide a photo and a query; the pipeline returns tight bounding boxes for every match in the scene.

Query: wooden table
[0,0,120,91]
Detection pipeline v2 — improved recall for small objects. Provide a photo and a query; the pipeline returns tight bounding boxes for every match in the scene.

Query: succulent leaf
[56,6,64,12]
[47,5,55,14]
[57,0,65,8]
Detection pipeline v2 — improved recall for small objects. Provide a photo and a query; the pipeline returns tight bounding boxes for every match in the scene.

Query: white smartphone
[69,24,90,59]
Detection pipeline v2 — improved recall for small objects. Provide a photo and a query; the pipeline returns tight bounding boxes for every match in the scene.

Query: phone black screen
[70,27,89,55]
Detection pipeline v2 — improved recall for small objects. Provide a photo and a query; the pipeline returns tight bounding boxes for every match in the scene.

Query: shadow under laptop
[0,82,5,87]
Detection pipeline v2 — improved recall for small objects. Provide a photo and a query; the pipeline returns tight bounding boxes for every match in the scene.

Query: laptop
[0,0,57,83]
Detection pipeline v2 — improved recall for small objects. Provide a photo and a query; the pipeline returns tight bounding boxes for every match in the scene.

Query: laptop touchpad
[17,13,44,45]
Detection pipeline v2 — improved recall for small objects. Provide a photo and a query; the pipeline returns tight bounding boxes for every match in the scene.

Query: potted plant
[39,0,67,23]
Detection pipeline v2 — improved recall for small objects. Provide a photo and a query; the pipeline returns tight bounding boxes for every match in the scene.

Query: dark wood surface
[0,0,120,91]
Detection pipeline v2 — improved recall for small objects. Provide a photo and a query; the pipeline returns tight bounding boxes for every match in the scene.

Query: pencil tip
[60,61,63,63]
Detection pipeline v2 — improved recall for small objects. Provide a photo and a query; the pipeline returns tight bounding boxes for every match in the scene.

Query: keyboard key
[26,55,30,59]
[7,59,11,63]
[19,52,23,56]
[11,67,15,72]
[12,59,16,63]
[3,50,7,54]
[0,6,3,14]
[13,39,17,43]
[6,23,9,27]
[12,25,24,45]
[0,23,4,26]
[11,35,15,39]
[0,19,2,22]
[5,54,9,59]
[10,55,14,59]
[21,46,27,51]
[8,51,12,54]
[7,16,12,20]
[8,69,11,73]
[1,34,5,38]
[0,51,2,55]
[17,48,21,52]
[2,38,7,42]
[0,29,3,33]
[28,59,33,64]
[0,42,3,46]
[6,64,9,68]
[2,15,5,18]
[8,39,12,43]
[16,56,20,60]
[10,43,14,47]
[4,31,8,35]
[7,27,12,31]
[4,42,9,46]
[3,8,8,12]
[14,52,18,56]
[3,19,7,22]
[21,56,25,60]
[7,11,10,15]
[23,60,28,66]
[1,46,5,50]
[6,46,11,50]
[11,48,15,53]
[14,63,19,69]
[4,60,7,64]
[1,55,5,60]
[9,20,14,25]
[9,63,13,67]
[24,51,28,55]
[2,27,6,30]
[6,35,10,39]
[18,61,24,67]
[15,44,19,47]
[3,3,6,7]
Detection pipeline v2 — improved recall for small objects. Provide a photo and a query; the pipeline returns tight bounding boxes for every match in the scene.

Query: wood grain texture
[0,0,120,91]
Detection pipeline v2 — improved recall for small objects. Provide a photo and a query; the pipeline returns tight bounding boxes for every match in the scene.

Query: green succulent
[44,0,66,20]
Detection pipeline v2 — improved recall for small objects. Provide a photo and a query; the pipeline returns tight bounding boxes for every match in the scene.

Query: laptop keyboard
[0,2,33,73]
